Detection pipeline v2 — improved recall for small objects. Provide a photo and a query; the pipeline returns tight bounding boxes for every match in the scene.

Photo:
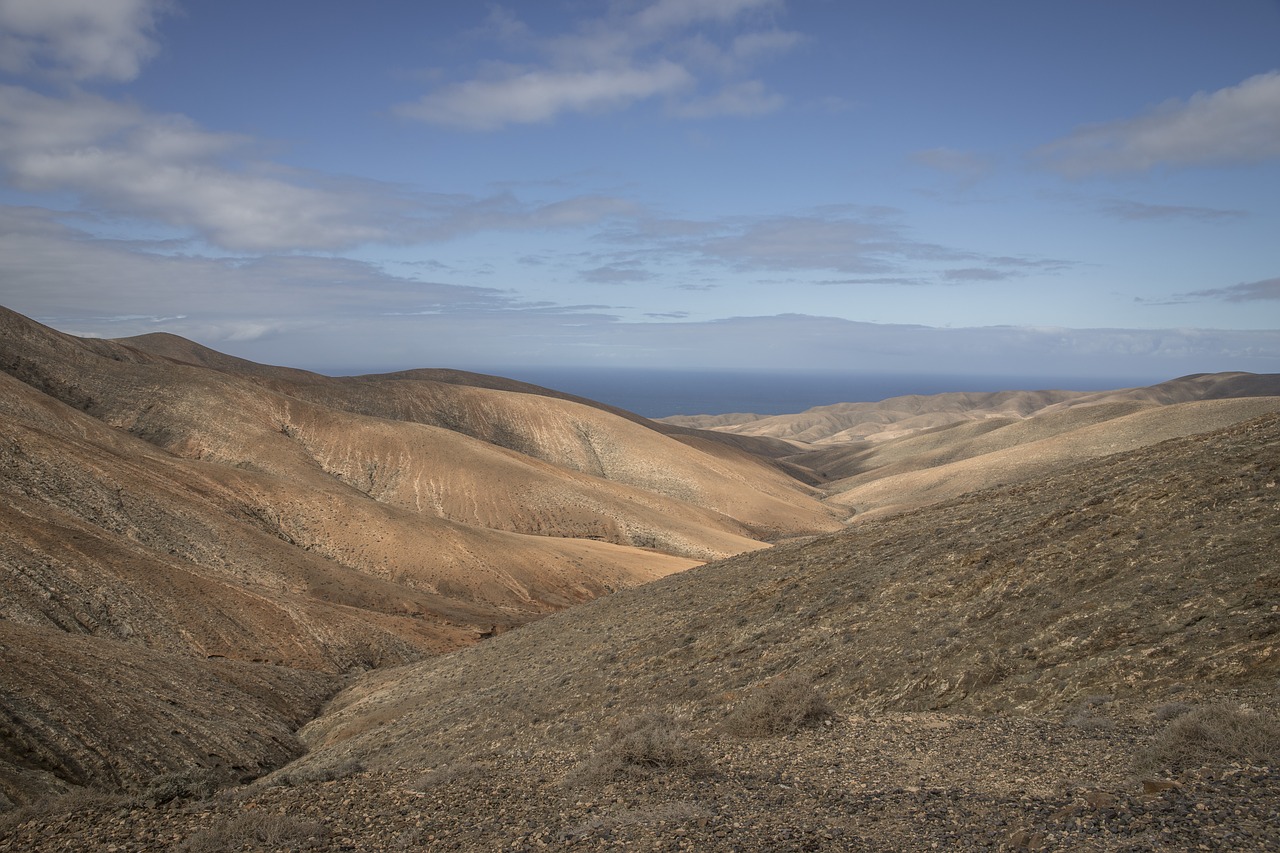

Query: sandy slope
[665,372,1280,444]
[826,396,1280,519]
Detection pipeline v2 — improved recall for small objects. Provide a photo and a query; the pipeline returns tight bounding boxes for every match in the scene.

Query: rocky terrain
[1,303,1278,849]
[0,305,837,806]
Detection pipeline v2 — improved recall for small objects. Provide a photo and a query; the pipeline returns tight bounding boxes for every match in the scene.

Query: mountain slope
[293,413,1280,775]
[666,372,1280,444]
[77,412,1266,852]
[0,304,842,806]
[825,396,1280,518]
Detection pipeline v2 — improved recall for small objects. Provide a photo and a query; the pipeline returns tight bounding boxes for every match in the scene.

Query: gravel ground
[3,712,1277,851]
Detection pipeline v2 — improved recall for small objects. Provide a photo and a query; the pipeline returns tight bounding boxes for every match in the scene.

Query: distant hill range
[1,302,1278,818]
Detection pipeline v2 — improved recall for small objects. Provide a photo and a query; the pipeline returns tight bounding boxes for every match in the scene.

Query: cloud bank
[1037,70,1280,176]
[0,0,167,81]
[1180,277,1280,303]
[395,0,797,129]
[3,205,1275,380]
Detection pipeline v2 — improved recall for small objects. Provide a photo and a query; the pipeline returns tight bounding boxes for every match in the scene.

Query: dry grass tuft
[723,673,831,737]
[142,769,224,804]
[1133,704,1280,776]
[266,759,364,789]
[0,787,131,832]
[568,713,707,784]
[175,812,328,852]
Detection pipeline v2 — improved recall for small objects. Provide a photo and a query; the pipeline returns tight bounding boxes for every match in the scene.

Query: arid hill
[662,372,1280,444]
[666,372,1280,521]
[6,407,1276,850]
[2,303,1278,849]
[0,305,838,806]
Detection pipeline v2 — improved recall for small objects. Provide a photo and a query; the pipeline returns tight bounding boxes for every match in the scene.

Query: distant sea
[477,368,1165,419]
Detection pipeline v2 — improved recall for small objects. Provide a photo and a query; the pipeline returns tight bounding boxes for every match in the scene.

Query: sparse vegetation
[1133,704,1280,776]
[563,800,712,841]
[1152,701,1194,722]
[264,759,365,789]
[0,788,131,834]
[142,768,224,804]
[568,712,707,784]
[175,812,328,852]
[722,673,831,737]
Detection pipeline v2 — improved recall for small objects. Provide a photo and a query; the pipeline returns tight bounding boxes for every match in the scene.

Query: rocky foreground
[1,711,1276,851]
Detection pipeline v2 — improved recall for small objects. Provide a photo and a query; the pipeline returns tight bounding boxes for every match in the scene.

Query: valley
[1,305,1277,850]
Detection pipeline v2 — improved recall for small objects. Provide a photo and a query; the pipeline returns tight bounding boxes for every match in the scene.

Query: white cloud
[1037,70,1280,176]
[696,215,901,273]
[730,29,802,61]
[632,0,781,34]
[0,0,167,81]
[4,206,1274,378]
[942,268,1010,282]
[0,86,644,251]
[397,0,800,130]
[0,205,518,332]
[0,86,408,251]
[395,62,693,130]
[584,207,1083,290]
[605,209,1069,280]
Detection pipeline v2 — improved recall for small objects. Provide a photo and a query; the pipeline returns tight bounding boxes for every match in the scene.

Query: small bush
[1152,701,1193,722]
[569,713,707,784]
[0,786,129,828]
[176,812,327,852]
[268,759,364,788]
[142,768,223,804]
[1134,704,1280,776]
[723,673,831,737]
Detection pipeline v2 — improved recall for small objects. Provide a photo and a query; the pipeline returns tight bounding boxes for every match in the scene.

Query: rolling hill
[1,303,1277,849]
[0,305,837,805]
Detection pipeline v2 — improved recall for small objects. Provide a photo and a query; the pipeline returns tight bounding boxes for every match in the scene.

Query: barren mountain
[6,409,1276,850]
[664,372,1280,444]
[2,303,1278,849]
[288,410,1280,761]
[825,396,1280,519]
[0,305,838,806]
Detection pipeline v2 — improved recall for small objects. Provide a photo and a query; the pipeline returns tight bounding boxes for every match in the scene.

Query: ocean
[486,368,1165,419]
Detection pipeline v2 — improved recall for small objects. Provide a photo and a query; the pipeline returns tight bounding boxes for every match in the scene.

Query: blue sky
[1,0,1278,384]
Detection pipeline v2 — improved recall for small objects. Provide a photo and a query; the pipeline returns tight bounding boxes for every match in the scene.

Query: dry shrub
[1133,704,1280,776]
[176,811,327,852]
[268,758,364,788]
[569,713,707,784]
[142,768,224,804]
[1151,701,1193,722]
[0,787,131,832]
[723,673,831,737]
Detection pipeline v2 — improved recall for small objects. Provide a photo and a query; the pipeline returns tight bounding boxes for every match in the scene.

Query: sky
[1,0,1278,387]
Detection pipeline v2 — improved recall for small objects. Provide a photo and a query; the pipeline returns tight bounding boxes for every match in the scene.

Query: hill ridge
[1,303,1277,848]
